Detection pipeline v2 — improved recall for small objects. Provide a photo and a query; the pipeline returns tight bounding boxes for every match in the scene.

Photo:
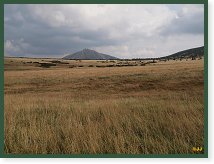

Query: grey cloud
[161,5,204,36]
[4,5,119,56]
[4,4,204,58]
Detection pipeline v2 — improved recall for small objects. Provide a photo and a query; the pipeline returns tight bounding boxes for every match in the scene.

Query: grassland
[4,57,204,154]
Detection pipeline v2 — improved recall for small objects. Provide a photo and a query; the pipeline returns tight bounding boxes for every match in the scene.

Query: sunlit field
[4,58,204,154]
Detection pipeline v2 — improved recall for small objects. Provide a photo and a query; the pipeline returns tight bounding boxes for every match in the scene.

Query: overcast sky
[4,4,204,58]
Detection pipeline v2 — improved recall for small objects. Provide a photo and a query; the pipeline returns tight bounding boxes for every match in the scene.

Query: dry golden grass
[4,58,204,154]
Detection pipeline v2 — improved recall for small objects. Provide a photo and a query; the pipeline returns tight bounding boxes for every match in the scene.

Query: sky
[4,4,204,59]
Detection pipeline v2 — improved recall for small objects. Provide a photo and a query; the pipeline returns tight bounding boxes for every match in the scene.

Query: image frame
[0,0,208,158]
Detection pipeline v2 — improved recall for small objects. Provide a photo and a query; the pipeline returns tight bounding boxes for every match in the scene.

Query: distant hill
[63,49,119,60]
[130,46,204,61]
[160,46,204,60]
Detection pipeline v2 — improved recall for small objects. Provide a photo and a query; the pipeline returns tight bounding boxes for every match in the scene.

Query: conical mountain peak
[63,49,119,60]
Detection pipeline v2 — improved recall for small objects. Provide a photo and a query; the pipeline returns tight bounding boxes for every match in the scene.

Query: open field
[4,58,204,154]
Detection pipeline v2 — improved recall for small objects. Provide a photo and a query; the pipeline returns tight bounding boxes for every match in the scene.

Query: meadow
[4,57,204,154]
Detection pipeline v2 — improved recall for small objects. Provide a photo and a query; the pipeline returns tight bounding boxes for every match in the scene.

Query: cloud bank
[4,4,204,58]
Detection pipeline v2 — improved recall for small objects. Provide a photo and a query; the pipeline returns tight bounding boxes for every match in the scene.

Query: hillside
[161,46,204,60]
[63,49,119,60]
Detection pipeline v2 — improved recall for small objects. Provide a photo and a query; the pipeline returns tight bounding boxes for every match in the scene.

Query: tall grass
[4,59,204,154]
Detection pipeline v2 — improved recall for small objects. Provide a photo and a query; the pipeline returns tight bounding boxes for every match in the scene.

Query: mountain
[160,46,204,60]
[63,49,119,60]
